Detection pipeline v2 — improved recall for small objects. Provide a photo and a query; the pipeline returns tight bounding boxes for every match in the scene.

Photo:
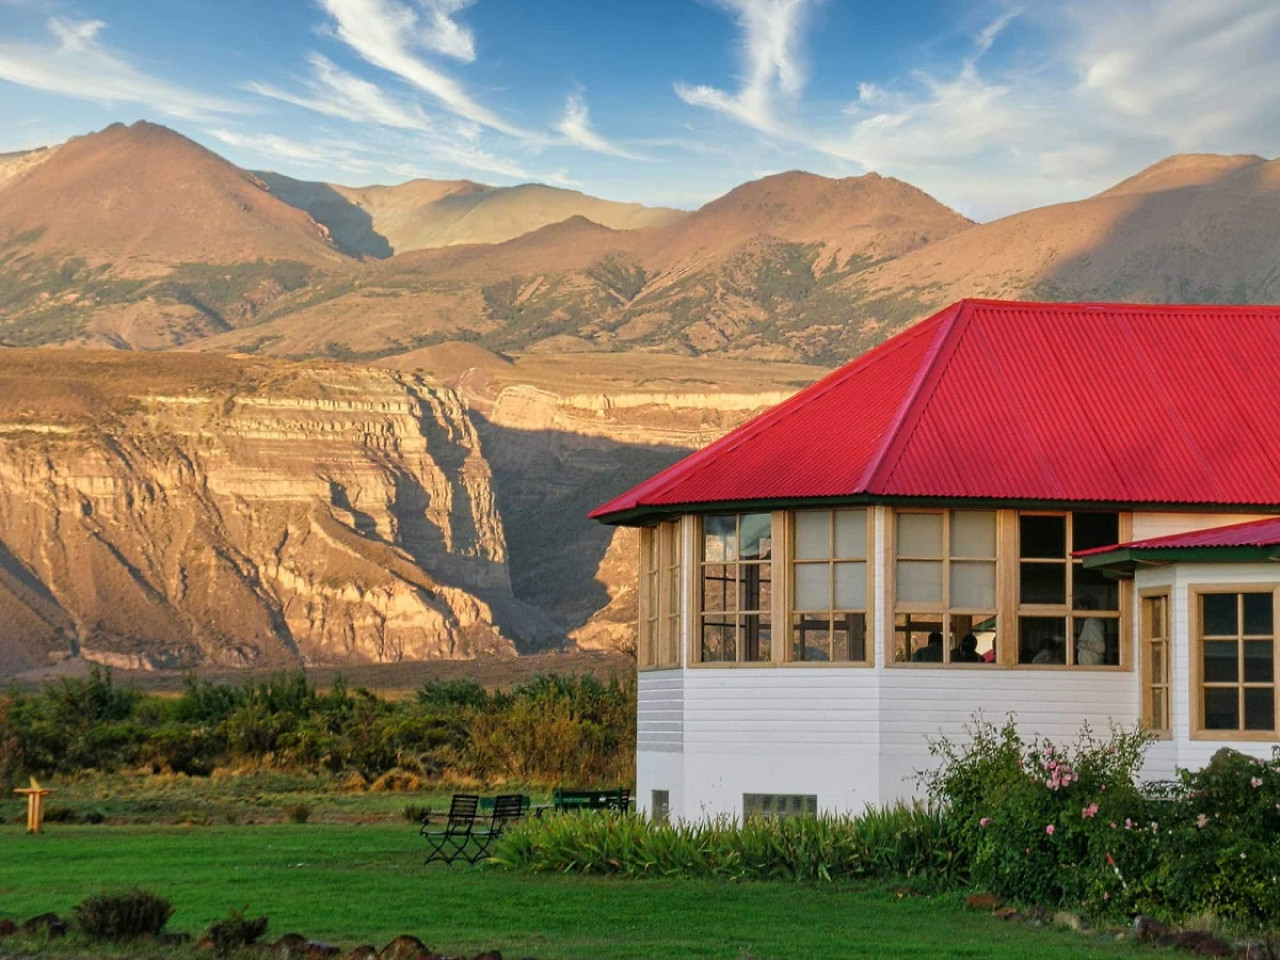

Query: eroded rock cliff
[0,352,536,673]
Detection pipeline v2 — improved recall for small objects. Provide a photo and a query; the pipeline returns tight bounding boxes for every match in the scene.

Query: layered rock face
[0,357,529,673]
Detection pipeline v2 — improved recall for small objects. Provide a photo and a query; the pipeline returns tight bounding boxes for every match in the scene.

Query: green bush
[207,908,269,956]
[492,805,960,883]
[72,889,173,940]
[284,802,312,824]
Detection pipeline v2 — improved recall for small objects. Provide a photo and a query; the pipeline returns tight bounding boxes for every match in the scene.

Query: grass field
[0,822,1157,960]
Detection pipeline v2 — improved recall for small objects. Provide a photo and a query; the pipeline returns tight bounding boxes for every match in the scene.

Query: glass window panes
[833,562,866,609]
[1073,565,1119,610]
[1072,513,1119,552]
[1204,641,1238,682]
[1244,688,1275,731]
[1244,592,1273,635]
[1244,641,1274,683]
[952,511,996,557]
[833,510,867,558]
[794,511,829,560]
[703,514,736,562]
[951,562,995,609]
[898,560,943,604]
[794,564,828,609]
[1204,688,1238,730]
[898,513,942,556]
[1020,562,1066,604]
[1019,617,1067,664]
[1203,593,1237,635]
[739,513,772,560]
[1020,515,1065,558]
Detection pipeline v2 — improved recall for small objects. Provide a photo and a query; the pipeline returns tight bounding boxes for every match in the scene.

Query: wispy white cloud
[1068,0,1280,148]
[0,17,245,120]
[317,0,534,138]
[675,0,817,133]
[248,53,434,132]
[556,92,646,159]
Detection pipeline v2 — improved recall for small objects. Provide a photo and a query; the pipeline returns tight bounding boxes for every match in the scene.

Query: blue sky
[1,0,1278,220]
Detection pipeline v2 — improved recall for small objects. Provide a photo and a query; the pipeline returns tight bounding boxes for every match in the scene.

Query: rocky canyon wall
[0,359,538,674]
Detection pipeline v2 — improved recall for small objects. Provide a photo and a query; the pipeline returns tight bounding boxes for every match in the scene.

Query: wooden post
[14,777,52,834]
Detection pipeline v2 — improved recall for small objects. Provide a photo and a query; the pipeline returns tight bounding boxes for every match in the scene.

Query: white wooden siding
[637,671,683,752]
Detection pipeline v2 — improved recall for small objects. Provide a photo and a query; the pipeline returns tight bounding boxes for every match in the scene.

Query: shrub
[208,908,268,956]
[921,717,1157,915]
[402,803,432,823]
[492,805,961,883]
[73,889,173,940]
[284,802,312,824]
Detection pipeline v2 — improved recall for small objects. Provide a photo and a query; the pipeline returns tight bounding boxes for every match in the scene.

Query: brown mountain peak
[1098,152,1268,198]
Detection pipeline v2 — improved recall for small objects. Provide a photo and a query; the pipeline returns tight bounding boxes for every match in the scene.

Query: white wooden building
[590,300,1280,821]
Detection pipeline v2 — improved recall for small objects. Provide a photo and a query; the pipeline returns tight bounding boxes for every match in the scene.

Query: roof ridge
[858,300,970,492]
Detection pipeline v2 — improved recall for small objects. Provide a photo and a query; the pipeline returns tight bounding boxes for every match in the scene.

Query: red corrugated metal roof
[1076,516,1280,556]
[591,299,1280,523]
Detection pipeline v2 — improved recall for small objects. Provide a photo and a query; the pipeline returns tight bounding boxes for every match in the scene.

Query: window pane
[704,514,736,561]
[792,614,829,661]
[1150,641,1165,684]
[1244,641,1274,683]
[1149,688,1166,729]
[1020,617,1066,664]
[952,511,996,558]
[833,561,866,609]
[834,510,867,559]
[1204,641,1239,683]
[951,561,995,608]
[1021,561,1066,604]
[898,560,943,604]
[744,563,771,612]
[1204,688,1238,730]
[794,563,828,610]
[1244,688,1275,731]
[701,623,734,662]
[795,511,830,560]
[1074,565,1119,611]
[1202,594,1237,636]
[740,513,772,560]
[1072,512,1119,552]
[743,615,770,661]
[702,565,735,612]
[1075,617,1118,665]
[833,612,866,662]
[1244,593,1273,636]
[898,513,943,557]
[1021,515,1065,558]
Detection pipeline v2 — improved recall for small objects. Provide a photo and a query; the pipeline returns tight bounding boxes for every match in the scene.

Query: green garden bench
[536,787,631,816]
[420,793,526,865]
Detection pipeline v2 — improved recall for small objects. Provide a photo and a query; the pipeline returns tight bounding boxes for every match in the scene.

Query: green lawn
[0,823,1156,960]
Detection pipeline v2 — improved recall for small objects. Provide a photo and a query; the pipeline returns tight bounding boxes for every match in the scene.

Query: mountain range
[0,120,1277,675]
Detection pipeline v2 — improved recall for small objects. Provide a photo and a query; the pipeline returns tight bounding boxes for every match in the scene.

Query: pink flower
[1103,892,1110,901]
[979,817,992,827]
[1251,777,1263,789]
[1124,818,1133,830]
[1196,813,1208,829]
[1081,803,1099,819]
[1109,822,1117,829]
[1046,824,1056,835]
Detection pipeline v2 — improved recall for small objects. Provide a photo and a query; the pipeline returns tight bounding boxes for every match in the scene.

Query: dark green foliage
[1,670,634,789]
[284,802,312,823]
[493,805,960,883]
[208,907,269,956]
[586,257,647,301]
[924,717,1280,928]
[72,889,173,940]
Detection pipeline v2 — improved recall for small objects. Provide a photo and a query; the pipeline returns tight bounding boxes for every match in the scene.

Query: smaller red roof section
[591,299,1280,523]
[1076,516,1280,557]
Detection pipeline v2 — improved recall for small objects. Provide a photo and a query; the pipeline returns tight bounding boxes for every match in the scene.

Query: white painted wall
[637,510,1280,822]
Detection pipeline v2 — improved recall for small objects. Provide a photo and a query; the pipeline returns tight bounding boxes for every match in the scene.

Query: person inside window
[912,631,944,662]
[1032,635,1066,664]
[956,633,985,663]
[1077,616,1106,664]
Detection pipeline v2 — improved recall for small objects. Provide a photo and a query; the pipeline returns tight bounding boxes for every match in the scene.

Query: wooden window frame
[1014,510,1130,670]
[693,512,776,666]
[1139,589,1172,738]
[1189,584,1279,741]
[787,508,874,666]
[637,520,683,671]
[889,508,999,667]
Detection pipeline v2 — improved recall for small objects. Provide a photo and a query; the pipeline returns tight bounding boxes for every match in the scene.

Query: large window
[1017,513,1121,666]
[792,509,870,662]
[1196,590,1276,735]
[700,513,772,662]
[893,510,997,664]
[637,520,682,669]
[1140,593,1171,736]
